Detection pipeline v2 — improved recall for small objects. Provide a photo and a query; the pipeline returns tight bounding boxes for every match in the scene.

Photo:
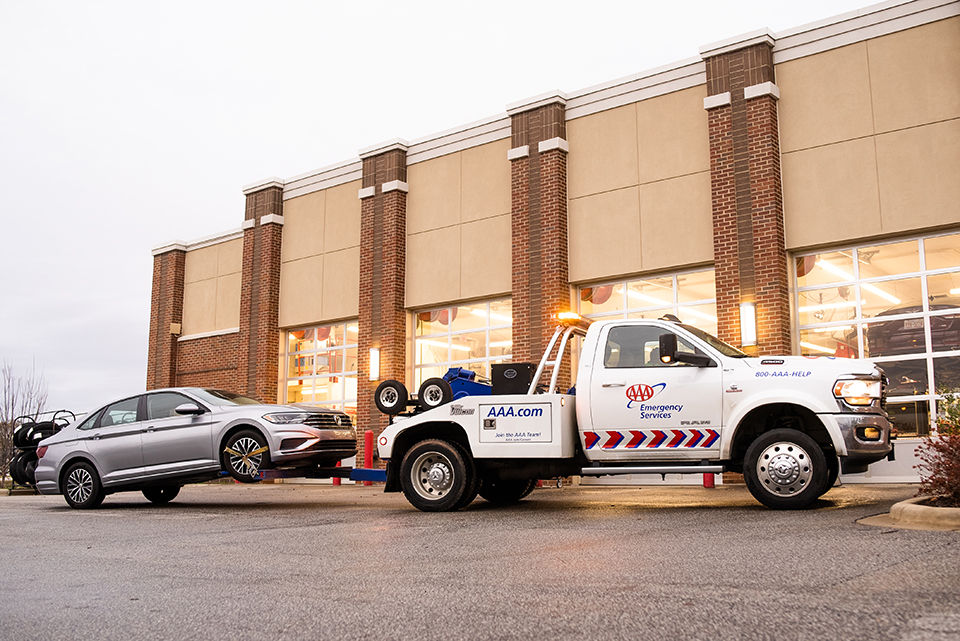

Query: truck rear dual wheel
[744,428,827,510]
[399,439,476,512]
[478,478,537,505]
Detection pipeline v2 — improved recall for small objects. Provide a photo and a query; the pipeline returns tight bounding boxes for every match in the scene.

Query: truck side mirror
[658,333,677,364]
[658,333,715,368]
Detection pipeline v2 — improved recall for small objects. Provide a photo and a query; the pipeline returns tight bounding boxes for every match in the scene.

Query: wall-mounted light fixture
[369,348,380,381]
[740,302,757,347]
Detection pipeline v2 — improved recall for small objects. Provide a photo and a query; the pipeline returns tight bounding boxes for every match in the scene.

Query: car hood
[741,355,880,378]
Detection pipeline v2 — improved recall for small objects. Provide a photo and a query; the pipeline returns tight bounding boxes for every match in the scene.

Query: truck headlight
[263,412,311,424]
[833,379,881,405]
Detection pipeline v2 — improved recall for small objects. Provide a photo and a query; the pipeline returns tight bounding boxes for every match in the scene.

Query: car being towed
[34,388,357,509]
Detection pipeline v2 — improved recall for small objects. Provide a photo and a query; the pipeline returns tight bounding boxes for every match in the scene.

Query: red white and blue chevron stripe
[583,429,719,450]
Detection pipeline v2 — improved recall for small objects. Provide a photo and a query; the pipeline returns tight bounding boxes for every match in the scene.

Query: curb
[859,496,960,531]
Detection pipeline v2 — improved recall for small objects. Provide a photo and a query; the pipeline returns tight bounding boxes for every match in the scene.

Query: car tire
[142,485,181,505]
[222,429,269,483]
[399,439,472,512]
[374,380,408,415]
[820,454,840,497]
[62,461,105,509]
[478,478,535,505]
[450,442,479,510]
[10,451,29,486]
[417,378,453,411]
[743,428,827,510]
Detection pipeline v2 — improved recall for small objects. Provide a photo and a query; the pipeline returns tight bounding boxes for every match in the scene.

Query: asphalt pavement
[1,482,958,641]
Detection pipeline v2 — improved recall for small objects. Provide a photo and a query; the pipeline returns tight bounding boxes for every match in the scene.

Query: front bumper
[834,413,893,474]
[270,427,357,465]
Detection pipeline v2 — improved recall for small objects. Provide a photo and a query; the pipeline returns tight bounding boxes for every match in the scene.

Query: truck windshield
[679,324,748,358]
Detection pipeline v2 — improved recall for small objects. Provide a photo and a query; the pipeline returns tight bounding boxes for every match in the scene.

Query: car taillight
[36,445,48,458]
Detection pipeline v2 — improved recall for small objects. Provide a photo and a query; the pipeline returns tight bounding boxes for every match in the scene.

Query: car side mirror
[658,333,715,368]
[174,403,204,416]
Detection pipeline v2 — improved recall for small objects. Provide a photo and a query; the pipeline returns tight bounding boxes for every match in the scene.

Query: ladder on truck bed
[529,321,588,395]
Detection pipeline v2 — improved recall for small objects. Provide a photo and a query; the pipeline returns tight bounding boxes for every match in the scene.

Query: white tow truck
[376,313,893,511]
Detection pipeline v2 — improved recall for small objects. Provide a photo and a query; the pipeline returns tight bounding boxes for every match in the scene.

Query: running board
[580,465,725,476]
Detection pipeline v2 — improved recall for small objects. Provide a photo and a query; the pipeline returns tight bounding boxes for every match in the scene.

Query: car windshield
[193,389,262,406]
[679,323,748,358]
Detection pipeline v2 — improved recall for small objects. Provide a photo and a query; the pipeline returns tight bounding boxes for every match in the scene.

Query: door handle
[143,426,156,433]
[91,433,102,440]
[602,382,625,388]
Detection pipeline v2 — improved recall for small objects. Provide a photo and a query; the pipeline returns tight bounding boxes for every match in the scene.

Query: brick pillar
[237,179,284,403]
[702,33,790,356]
[356,140,408,466]
[146,245,185,389]
[507,93,571,388]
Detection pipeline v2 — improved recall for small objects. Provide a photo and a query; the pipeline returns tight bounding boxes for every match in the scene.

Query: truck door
[588,323,722,459]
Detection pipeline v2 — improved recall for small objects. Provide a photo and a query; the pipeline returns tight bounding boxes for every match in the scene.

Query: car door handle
[143,426,156,433]
[602,382,625,388]
[91,433,102,440]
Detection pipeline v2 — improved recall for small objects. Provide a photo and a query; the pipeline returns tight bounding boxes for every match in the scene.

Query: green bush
[915,391,960,507]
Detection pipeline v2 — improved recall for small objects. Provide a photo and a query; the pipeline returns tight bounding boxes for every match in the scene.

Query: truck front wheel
[399,440,474,512]
[744,428,827,509]
[478,478,537,505]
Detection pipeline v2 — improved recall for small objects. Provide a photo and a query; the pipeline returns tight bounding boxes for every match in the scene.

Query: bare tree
[1,362,48,485]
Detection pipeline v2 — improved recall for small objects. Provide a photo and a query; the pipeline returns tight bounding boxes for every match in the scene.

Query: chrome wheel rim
[423,385,443,406]
[410,451,454,501]
[756,441,813,496]
[227,437,265,477]
[379,387,399,408]
[66,467,94,504]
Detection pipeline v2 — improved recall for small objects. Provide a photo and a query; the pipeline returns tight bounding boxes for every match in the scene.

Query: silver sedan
[34,388,357,508]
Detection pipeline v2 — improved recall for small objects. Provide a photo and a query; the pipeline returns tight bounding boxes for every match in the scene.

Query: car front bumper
[833,412,894,474]
[270,427,358,465]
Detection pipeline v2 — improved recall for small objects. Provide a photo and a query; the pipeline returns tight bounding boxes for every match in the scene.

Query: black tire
[820,454,840,497]
[10,451,29,486]
[743,428,827,509]
[222,429,269,483]
[399,439,472,512]
[62,461,105,509]
[375,380,408,415]
[478,478,536,505]
[450,442,479,510]
[417,378,453,411]
[13,425,32,449]
[142,485,181,505]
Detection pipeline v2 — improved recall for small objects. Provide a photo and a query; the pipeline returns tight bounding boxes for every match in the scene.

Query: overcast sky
[0,0,876,415]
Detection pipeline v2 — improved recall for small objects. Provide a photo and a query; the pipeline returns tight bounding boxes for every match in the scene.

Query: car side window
[97,397,140,428]
[603,325,702,368]
[146,392,196,420]
[77,409,102,431]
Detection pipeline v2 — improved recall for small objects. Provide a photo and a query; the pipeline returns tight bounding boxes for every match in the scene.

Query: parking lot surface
[1,482,959,641]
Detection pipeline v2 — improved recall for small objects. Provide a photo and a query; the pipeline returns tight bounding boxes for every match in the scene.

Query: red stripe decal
[626,430,646,448]
[647,430,667,448]
[667,430,686,448]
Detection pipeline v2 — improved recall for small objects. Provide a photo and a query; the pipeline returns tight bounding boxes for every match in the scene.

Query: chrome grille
[303,413,352,428]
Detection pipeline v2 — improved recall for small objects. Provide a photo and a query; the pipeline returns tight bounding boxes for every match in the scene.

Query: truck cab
[377,315,892,512]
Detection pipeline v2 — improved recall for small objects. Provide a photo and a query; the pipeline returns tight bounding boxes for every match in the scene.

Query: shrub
[915,391,960,507]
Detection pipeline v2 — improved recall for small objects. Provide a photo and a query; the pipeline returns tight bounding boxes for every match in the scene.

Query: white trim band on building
[507,145,530,160]
[241,219,255,230]
[358,186,376,199]
[703,92,732,110]
[381,180,409,194]
[152,229,244,255]
[151,242,187,256]
[358,138,410,158]
[177,327,240,342]
[538,137,569,153]
[506,90,568,116]
[700,29,777,58]
[259,214,284,226]
[242,177,284,195]
[744,82,781,100]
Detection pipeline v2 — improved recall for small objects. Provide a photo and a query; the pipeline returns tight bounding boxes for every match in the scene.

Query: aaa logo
[626,383,666,408]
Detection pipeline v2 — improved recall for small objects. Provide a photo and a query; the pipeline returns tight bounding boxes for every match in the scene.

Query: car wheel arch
[218,423,270,458]
[58,455,101,493]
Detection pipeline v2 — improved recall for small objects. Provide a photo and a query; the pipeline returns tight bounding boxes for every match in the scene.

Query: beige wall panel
[568,187,642,283]
[278,255,324,328]
[639,172,713,270]
[184,245,218,283]
[216,238,243,276]
[281,190,326,263]
[407,153,462,234]
[461,139,511,223]
[567,105,639,199]
[777,43,874,152]
[782,138,882,249]
[637,86,710,183]
[214,273,241,330]
[460,214,511,299]
[324,179,362,252]
[868,17,960,133]
[182,279,217,335]
[876,119,960,233]
[321,247,360,321]
[406,226,461,308]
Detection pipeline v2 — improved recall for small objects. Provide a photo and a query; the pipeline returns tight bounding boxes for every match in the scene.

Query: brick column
[146,245,185,389]
[507,93,570,387]
[356,140,408,466]
[702,33,790,356]
[237,179,284,403]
